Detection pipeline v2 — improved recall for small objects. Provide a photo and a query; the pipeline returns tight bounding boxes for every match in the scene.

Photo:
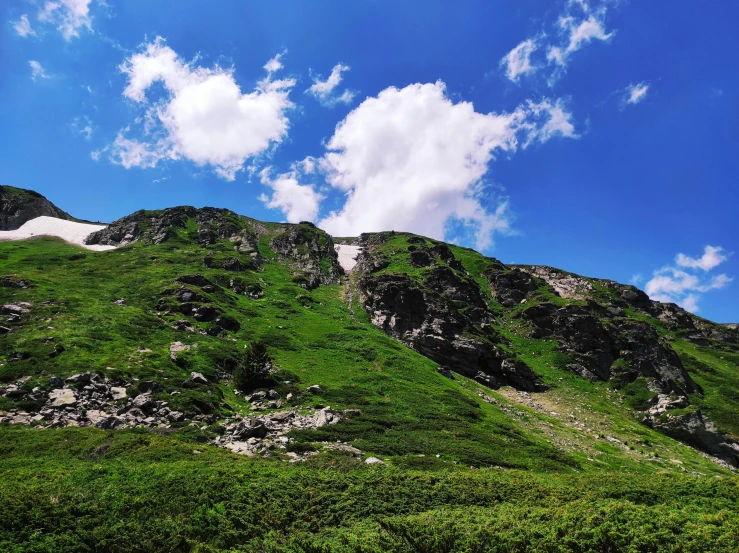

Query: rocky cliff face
[0,186,71,230]
[355,232,545,391]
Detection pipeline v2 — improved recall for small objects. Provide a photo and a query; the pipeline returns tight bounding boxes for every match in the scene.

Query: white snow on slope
[335,244,361,272]
[0,216,115,251]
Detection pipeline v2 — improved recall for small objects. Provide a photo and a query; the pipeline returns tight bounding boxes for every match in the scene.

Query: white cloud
[676,245,727,271]
[263,51,284,74]
[644,246,733,313]
[679,294,699,313]
[521,98,577,145]
[38,0,93,40]
[13,14,36,37]
[306,64,356,107]
[259,167,323,223]
[624,82,649,105]
[630,273,643,285]
[501,39,538,82]
[503,1,614,84]
[29,60,49,81]
[112,38,295,180]
[315,81,575,250]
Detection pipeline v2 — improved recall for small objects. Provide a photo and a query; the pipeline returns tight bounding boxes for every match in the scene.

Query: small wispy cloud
[624,82,649,105]
[29,60,50,81]
[500,0,615,84]
[71,116,94,140]
[644,245,732,313]
[13,14,36,37]
[38,0,93,41]
[306,63,357,107]
[500,38,539,83]
[263,51,285,74]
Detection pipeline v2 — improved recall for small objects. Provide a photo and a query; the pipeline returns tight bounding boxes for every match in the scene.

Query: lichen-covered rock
[270,222,342,289]
[517,266,592,300]
[85,206,196,246]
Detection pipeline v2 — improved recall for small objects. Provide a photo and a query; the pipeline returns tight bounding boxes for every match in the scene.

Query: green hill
[1,193,738,552]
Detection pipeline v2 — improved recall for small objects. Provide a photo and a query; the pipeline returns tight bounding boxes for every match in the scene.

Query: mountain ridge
[1,186,739,550]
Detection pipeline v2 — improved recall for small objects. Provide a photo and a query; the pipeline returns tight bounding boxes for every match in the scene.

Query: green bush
[233,340,273,392]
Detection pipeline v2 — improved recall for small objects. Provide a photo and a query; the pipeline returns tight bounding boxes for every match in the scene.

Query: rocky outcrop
[0,185,71,230]
[517,266,593,300]
[644,405,739,467]
[520,302,699,394]
[358,269,543,391]
[270,223,342,289]
[85,206,197,246]
[488,266,538,307]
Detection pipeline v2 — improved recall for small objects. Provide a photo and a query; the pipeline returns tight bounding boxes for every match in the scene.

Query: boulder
[169,341,191,361]
[48,388,76,407]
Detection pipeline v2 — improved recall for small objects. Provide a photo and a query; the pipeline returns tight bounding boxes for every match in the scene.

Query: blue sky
[1,0,737,322]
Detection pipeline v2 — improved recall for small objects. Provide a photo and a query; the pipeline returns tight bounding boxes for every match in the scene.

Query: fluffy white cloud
[259,168,323,223]
[315,82,575,250]
[29,60,49,81]
[38,0,92,40]
[624,82,649,105]
[644,246,732,312]
[306,64,356,107]
[501,39,538,82]
[13,14,36,37]
[676,245,727,271]
[112,38,295,180]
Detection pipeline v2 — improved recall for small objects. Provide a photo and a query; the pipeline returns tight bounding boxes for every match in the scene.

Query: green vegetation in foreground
[1,424,738,553]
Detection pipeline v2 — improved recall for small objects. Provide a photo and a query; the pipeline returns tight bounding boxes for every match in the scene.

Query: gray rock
[190,372,208,385]
[48,388,76,407]
[0,185,72,231]
[365,457,385,465]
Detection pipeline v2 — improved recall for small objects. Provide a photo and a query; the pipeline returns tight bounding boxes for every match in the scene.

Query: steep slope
[349,231,739,467]
[0,185,72,230]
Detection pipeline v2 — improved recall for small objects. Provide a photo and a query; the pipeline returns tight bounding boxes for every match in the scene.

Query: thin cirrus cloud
[110,37,296,181]
[306,64,356,107]
[500,0,614,84]
[644,246,733,313]
[260,81,577,251]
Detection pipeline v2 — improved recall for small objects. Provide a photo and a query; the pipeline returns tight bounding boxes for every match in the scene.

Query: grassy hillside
[1,211,738,551]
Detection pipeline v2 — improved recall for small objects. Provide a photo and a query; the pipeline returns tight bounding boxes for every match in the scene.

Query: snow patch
[0,216,115,251]
[335,244,361,272]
